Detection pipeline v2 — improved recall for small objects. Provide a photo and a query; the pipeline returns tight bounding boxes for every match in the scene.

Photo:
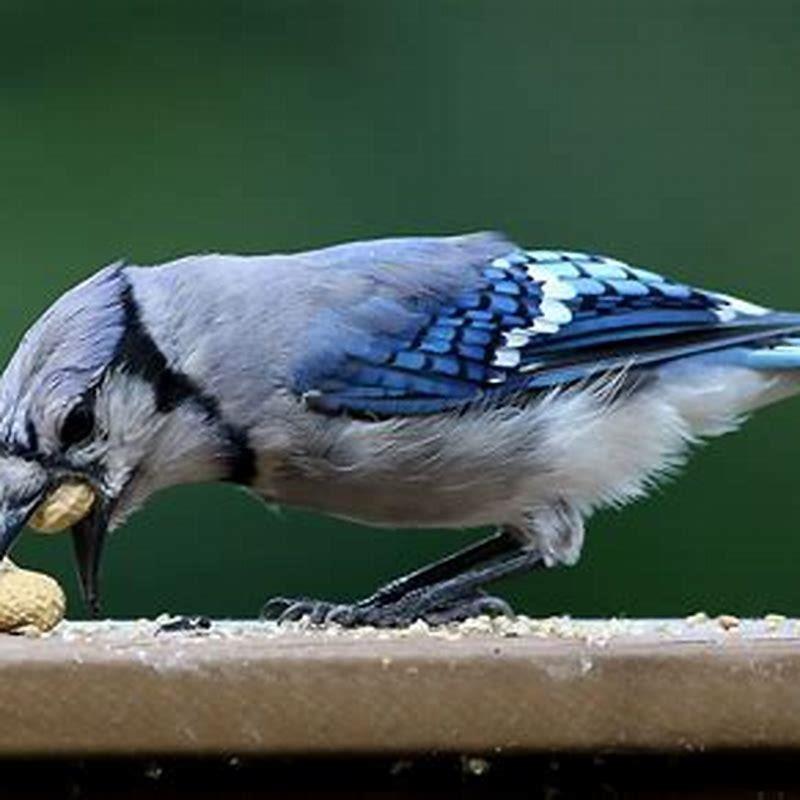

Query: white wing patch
[487,251,584,363]
[486,249,775,377]
[712,292,771,322]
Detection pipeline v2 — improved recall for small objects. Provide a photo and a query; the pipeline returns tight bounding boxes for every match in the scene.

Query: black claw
[277,600,318,622]
[260,597,300,620]
[261,598,339,624]
[475,595,515,617]
[422,594,514,626]
[323,604,356,626]
[308,601,337,625]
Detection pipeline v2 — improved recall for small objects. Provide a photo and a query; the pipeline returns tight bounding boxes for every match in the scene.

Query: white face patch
[28,481,96,534]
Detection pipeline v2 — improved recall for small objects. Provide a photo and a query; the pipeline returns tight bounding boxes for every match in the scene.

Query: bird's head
[0,263,229,613]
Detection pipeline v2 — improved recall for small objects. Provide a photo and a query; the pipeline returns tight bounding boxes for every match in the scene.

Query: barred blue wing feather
[295,249,800,416]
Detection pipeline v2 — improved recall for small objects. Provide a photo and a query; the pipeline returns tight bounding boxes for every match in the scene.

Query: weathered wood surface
[0,616,797,756]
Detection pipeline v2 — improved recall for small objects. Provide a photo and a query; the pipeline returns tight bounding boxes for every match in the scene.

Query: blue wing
[295,247,800,416]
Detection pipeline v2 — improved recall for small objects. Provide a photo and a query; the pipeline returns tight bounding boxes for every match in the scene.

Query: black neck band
[112,280,257,485]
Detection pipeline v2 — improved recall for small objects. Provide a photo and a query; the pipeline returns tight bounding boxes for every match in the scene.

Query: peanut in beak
[28,481,96,534]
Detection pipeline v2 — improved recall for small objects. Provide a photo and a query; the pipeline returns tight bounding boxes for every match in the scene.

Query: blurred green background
[2,0,799,620]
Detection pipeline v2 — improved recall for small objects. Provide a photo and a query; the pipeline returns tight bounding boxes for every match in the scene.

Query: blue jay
[0,232,797,625]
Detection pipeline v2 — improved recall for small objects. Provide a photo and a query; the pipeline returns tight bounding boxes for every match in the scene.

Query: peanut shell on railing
[0,559,66,632]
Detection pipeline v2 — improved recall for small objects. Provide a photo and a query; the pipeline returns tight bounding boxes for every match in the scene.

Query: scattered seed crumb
[406,620,430,636]
[764,613,787,631]
[40,612,800,653]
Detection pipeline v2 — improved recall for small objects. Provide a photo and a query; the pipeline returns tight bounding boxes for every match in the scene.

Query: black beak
[71,501,110,618]
[0,490,48,562]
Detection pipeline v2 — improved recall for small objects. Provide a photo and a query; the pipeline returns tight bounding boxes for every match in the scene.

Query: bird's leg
[357,527,522,606]
[261,527,544,627]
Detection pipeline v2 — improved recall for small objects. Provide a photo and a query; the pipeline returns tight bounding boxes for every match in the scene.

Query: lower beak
[72,501,110,618]
[0,487,110,618]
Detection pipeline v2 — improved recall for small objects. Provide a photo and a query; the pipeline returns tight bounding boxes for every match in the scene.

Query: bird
[0,231,798,626]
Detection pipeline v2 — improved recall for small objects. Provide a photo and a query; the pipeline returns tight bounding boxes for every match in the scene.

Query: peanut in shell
[0,559,66,632]
[29,481,96,534]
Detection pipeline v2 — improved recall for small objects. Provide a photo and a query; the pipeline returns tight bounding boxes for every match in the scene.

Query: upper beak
[71,500,110,617]
[0,490,49,561]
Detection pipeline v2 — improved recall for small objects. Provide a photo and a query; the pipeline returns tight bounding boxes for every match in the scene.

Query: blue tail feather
[733,337,800,371]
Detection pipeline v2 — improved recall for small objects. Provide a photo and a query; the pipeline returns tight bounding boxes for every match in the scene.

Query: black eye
[60,402,95,448]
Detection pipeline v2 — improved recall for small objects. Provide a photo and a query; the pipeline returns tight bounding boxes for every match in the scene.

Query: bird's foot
[260,590,514,628]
